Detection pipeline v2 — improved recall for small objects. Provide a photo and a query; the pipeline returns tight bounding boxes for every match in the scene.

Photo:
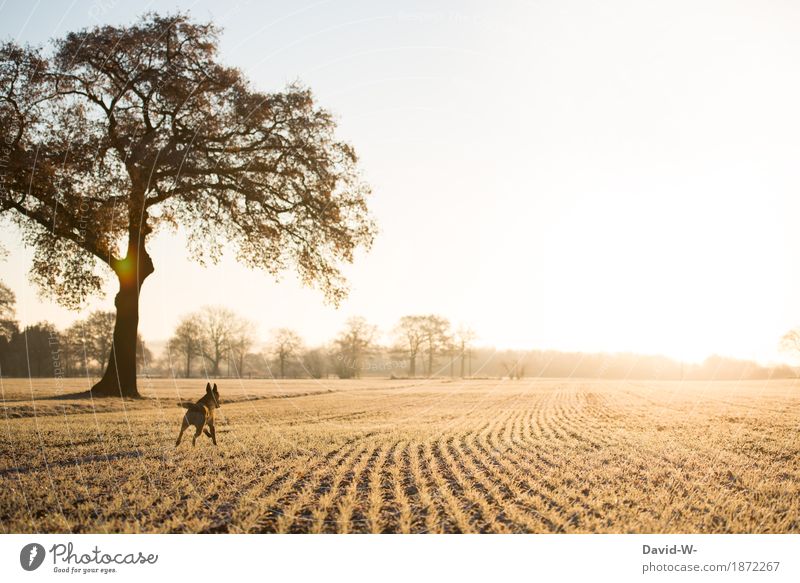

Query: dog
[175,383,221,447]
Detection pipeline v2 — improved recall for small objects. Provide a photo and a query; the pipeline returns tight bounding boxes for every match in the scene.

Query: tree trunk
[90,245,153,398]
[409,353,416,377]
[211,348,221,377]
[186,352,191,378]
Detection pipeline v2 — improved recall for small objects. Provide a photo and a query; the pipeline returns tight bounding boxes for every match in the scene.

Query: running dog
[175,383,220,447]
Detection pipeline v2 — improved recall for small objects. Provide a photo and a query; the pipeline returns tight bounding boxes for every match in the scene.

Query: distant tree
[63,310,149,376]
[198,306,236,377]
[420,315,450,377]
[0,281,17,341]
[59,324,83,377]
[6,322,59,377]
[502,359,525,380]
[332,317,375,379]
[242,352,266,379]
[393,315,426,377]
[136,337,153,375]
[167,314,204,378]
[0,14,375,397]
[230,318,256,377]
[453,326,476,378]
[769,364,796,379]
[302,348,328,379]
[445,338,459,378]
[71,311,116,374]
[268,328,304,379]
[779,328,800,364]
[699,354,764,380]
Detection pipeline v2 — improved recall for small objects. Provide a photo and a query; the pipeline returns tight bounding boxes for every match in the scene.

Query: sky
[3,0,800,363]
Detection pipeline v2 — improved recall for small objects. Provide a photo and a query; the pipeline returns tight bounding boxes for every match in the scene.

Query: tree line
[0,282,150,377]
[164,311,476,380]
[2,279,797,381]
[0,282,476,380]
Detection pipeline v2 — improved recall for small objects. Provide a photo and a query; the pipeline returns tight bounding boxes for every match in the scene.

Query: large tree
[0,14,375,396]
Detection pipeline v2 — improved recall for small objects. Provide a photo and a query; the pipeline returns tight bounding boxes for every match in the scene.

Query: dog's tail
[179,401,204,411]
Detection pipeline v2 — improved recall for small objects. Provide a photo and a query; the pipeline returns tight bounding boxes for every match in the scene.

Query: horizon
[8,298,795,370]
[3,0,800,366]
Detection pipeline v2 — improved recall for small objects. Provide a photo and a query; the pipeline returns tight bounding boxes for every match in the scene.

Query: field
[1,377,798,533]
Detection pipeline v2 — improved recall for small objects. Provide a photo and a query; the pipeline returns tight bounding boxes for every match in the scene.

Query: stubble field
[1,377,798,533]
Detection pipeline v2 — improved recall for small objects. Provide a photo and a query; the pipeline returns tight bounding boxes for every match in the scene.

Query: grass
[1,377,798,533]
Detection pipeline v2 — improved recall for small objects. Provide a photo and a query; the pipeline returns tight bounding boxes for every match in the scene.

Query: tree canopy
[0,13,375,307]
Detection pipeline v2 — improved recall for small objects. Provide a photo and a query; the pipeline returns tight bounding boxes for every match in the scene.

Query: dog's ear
[206,382,212,393]
[213,383,218,393]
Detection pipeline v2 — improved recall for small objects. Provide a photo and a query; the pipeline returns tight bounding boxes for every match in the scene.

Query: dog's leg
[192,424,202,446]
[175,417,189,447]
[208,423,217,446]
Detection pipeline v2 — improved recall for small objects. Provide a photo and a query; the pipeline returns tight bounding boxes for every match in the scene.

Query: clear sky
[3,0,800,363]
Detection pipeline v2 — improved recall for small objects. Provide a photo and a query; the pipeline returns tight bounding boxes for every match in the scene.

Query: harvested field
[1,378,798,533]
